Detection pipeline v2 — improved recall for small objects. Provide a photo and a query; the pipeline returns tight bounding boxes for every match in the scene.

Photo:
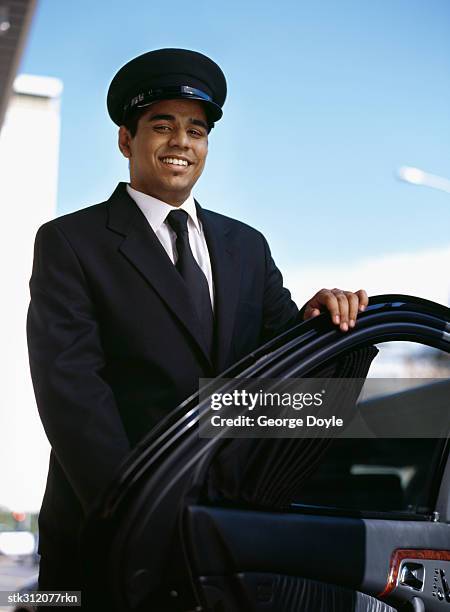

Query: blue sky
[20,0,450,270]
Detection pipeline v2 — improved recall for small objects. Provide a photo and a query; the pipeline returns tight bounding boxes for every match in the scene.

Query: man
[27,48,368,603]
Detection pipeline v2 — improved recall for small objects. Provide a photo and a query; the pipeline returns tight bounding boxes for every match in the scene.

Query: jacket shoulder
[201,208,265,242]
[38,200,108,236]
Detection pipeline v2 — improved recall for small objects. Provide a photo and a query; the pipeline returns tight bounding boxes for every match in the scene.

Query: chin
[165,180,192,191]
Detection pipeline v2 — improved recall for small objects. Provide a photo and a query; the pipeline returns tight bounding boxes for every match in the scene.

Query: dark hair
[122,105,214,137]
[122,108,146,137]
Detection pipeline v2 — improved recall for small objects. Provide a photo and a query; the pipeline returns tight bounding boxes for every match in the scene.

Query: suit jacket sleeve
[26,222,131,515]
[261,234,306,343]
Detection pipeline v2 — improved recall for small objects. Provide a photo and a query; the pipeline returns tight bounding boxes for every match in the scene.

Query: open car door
[81,295,450,612]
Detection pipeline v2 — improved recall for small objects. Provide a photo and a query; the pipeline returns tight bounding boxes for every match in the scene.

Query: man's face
[119,98,209,206]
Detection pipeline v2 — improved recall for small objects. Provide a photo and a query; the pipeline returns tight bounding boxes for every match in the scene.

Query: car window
[203,345,378,509]
[291,342,449,516]
[368,341,450,379]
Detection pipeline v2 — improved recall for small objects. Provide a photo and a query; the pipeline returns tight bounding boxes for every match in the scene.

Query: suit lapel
[197,202,241,373]
[106,183,212,367]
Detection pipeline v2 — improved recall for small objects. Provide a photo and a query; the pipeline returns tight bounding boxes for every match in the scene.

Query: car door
[81,294,450,612]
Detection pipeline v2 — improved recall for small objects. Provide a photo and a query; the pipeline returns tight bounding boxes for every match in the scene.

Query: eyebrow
[148,113,209,131]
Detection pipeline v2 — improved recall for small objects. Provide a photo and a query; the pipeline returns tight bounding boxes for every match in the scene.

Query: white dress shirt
[126,184,215,309]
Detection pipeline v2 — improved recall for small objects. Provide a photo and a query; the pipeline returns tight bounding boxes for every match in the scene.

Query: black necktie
[167,209,214,359]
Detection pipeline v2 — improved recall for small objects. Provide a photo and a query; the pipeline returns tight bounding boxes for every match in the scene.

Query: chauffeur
[27,48,368,605]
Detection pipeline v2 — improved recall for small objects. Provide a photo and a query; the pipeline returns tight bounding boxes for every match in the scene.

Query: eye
[154,124,171,132]
[189,128,205,138]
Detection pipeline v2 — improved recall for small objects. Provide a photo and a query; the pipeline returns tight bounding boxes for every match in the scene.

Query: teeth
[161,157,189,166]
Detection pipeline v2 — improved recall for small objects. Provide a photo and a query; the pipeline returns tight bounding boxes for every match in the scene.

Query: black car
[76,295,450,611]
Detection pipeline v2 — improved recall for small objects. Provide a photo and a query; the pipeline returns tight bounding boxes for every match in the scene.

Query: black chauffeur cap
[107,48,227,127]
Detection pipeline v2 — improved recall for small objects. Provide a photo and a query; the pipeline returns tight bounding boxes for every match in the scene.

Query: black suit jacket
[26,182,301,559]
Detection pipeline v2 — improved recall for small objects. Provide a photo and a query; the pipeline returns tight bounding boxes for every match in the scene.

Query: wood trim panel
[379,548,450,598]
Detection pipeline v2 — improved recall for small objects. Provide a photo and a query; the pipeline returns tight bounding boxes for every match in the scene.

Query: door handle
[400,562,424,591]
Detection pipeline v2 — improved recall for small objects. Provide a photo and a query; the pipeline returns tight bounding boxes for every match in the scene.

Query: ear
[118,126,132,158]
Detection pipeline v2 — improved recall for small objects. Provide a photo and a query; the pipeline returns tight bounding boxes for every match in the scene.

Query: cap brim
[135,94,222,123]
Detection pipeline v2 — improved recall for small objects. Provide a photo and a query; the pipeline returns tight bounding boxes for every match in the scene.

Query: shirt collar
[126,184,201,233]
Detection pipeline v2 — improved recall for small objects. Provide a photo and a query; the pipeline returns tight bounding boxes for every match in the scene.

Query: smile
[160,157,191,167]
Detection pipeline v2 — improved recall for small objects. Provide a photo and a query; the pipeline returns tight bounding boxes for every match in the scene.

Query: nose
[168,126,189,149]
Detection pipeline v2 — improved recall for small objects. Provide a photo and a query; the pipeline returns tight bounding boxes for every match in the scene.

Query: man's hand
[303,288,369,332]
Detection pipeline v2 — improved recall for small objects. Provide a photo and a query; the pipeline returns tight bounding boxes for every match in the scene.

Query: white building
[0,74,62,511]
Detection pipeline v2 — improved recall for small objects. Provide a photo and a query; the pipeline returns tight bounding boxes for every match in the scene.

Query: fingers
[355,289,369,312]
[307,289,341,326]
[302,306,321,320]
[341,290,359,329]
[331,289,350,331]
[304,288,369,332]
